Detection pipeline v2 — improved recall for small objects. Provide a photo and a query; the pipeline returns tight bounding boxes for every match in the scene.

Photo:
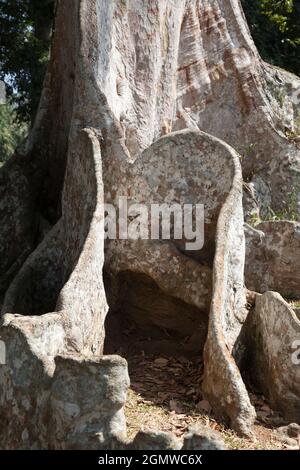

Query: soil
[124,352,295,450]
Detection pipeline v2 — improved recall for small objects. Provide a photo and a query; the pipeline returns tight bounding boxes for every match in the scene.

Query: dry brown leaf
[196,400,212,414]
[169,399,180,413]
[154,357,169,366]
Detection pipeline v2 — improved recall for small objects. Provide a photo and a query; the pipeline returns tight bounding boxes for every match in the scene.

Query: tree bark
[0,0,300,448]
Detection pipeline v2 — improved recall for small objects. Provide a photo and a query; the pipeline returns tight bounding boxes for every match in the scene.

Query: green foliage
[242,0,300,76]
[0,100,28,164]
[0,0,54,123]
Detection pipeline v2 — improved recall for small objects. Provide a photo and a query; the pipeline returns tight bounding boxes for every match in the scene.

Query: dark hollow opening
[104,270,208,417]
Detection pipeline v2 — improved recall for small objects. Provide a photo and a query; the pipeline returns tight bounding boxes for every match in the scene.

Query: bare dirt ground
[124,353,292,450]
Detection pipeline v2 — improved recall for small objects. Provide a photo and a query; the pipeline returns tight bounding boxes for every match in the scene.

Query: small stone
[133,430,181,450]
[182,425,226,450]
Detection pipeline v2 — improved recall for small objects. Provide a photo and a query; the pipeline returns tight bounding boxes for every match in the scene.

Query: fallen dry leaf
[169,399,184,413]
[196,400,212,414]
[154,357,169,366]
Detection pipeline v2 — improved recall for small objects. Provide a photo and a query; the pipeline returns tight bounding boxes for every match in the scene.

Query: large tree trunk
[0,0,300,449]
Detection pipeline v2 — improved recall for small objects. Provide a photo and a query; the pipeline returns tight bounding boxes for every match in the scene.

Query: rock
[247,292,300,422]
[275,423,300,447]
[131,426,226,450]
[245,221,300,297]
[277,423,300,439]
[182,425,226,450]
[0,313,66,449]
[132,430,181,450]
[49,354,130,450]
